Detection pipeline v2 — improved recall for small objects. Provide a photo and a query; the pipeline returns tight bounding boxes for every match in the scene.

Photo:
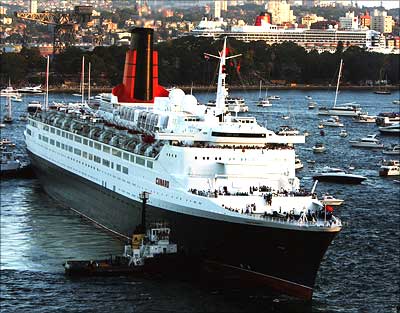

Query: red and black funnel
[112,27,169,103]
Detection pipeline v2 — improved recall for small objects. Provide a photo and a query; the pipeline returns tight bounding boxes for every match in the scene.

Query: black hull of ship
[312,175,365,184]
[28,151,338,300]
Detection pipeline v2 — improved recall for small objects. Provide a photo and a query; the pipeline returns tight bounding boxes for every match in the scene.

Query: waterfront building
[371,10,393,34]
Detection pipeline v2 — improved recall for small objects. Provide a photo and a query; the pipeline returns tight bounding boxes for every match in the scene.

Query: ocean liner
[25,28,342,300]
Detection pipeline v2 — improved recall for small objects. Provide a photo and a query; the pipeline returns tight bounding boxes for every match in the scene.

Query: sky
[355,1,400,9]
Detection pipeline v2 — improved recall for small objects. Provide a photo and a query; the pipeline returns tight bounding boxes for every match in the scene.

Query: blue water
[1,90,399,312]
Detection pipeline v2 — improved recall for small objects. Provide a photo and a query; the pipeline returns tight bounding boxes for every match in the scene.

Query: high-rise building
[360,11,371,29]
[301,14,325,29]
[371,9,393,34]
[30,0,38,13]
[339,11,359,30]
[266,1,295,25]
[215,0,221,19]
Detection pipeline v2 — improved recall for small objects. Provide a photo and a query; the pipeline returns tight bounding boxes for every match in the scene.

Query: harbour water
[1,90,399,312]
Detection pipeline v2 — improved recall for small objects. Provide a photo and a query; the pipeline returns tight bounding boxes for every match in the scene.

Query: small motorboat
[10,94,23,102]
[281,115,290,120]
[295,157,303,170]
[308,101,317,109]
[267,95,280,100]
[382,144,400,155]
[321,195,344,206]
[393,100,400,105]
[318,124,324,129]
[27,101,42,114]
[353,114,376,123]
[313,143,326,153]
[349,134,384,149]
[257,98,272,107]
[379,160,400,177]
[306,159,316,164]
[321,116,344,127]
[339,129,348,137]
[305,96,312,100]
[378,122,400,135]
[313,167,367,184]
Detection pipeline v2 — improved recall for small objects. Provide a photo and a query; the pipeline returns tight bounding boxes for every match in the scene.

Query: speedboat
[349,134,384,149]
[313,167,367,184]
[339,129,348,137]
[305,96,312,100]
[295,157,303,170]
[378,122,400,135]
[379,160,400,177]
[313,143,325,153]
[382,144,400,155]
[393,100,400,105]
[353,114,376,123]
[308,101,317,109]
[267,95,280,100]
[321,116,343,127]
[320,195,344,206]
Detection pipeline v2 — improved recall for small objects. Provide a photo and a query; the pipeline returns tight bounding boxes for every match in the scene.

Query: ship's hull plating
[28,151,338,300]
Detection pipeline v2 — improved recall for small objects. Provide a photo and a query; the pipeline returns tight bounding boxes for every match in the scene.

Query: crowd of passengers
[172,142,294,150]
[188,186,316,199]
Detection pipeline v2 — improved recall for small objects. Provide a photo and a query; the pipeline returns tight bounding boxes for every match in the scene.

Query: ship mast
[88,62,91,105]
[81,56,85,105]
[45,55,49,111]
[204,37,241,118]
[333,59,343,108]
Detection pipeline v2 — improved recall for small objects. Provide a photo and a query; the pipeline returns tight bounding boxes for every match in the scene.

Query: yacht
[18,85,43,94]
[382,144,400,155]
[0,86,18,97]
[352,114,376,123]
[349,134,384,149]
[379,160,400,177]
[320,116,343,127]
[313,167,367,184]
[339,129,348,137]
[375,112,400,126]
[277,126,300,136]
[320,195,344,206]
[378,122,400,135]
[312,143,325,153]
[318,60,362,117]
[24,29,341,301]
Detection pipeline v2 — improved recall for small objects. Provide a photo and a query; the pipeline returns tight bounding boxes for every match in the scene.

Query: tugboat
[64,192,179,276]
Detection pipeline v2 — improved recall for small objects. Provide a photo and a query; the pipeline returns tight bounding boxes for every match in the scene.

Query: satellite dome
[182,94,198,112]
[169,88,185,105]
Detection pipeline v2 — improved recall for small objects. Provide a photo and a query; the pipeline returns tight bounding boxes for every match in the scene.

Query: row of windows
[39,134,130,175]
[39,123,153,169]
[194,156,222,161]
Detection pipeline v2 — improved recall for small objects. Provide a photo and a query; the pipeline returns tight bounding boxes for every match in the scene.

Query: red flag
[326,205,334,213]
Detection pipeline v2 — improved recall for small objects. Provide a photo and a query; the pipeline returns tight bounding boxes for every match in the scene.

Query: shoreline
[48,84,400,94]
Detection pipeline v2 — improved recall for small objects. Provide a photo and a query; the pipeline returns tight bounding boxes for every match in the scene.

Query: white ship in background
[25,28,341,301]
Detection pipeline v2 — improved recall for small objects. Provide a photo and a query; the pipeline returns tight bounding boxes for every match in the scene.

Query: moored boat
[320,116,343,127]
[379,160,400,176]
[339,129,348,137]
[320,195,344,206]
[313,143,325,153]
[349,134,384,149]
[382,144,400,155]
[378,122,400,135]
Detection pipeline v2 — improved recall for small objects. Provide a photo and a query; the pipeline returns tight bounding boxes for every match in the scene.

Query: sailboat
[374,72,391,95]
[3,95,13,123]
[318,59,362,117]
[257,81,271,107]
[72,56,85,99]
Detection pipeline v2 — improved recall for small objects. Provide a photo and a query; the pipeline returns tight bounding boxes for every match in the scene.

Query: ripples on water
[1,91,399,312]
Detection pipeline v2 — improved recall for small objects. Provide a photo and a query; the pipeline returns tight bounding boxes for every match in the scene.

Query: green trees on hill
[0,36,398,87]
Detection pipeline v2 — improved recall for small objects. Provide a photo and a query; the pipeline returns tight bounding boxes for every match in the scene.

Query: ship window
[61,143,65,149]
[50,139,55,145]
[56,141,60,148]
[122,167,128,174]
[74,136,82,143]
[195,156,197,160]
[207,157,209,160]
[102,159,110,167]
[111,162,114,169]
[50,128,55,134]
[215,157,217,160]
[89,141,93,148]
[61,132,65,138]
[82,151,87,158]
[68,146,73,153]
[112,149,121,157]
[68,134,73,140]
[130,155,135,163]
[89,154,93,161]
[43,136,48,143]
[83,138,88,145]
[38,134,41,140]
[211,131,266,138]
[56,129,61,136]
[27,129,32,136]
[136,157,145,166]
[147,161,153,169]
[103,146,110,153]
[116,164,121,172]
[94,156,101,163]
[74,148,81,156]
[123,152,129,161]
[203,157,205,160]
[43,125,49,131]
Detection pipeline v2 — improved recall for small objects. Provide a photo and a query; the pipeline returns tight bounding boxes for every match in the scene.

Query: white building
[266,1,295,25]
[29,0,38,14]
[339,11,359,30]
[371,10,393,34]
